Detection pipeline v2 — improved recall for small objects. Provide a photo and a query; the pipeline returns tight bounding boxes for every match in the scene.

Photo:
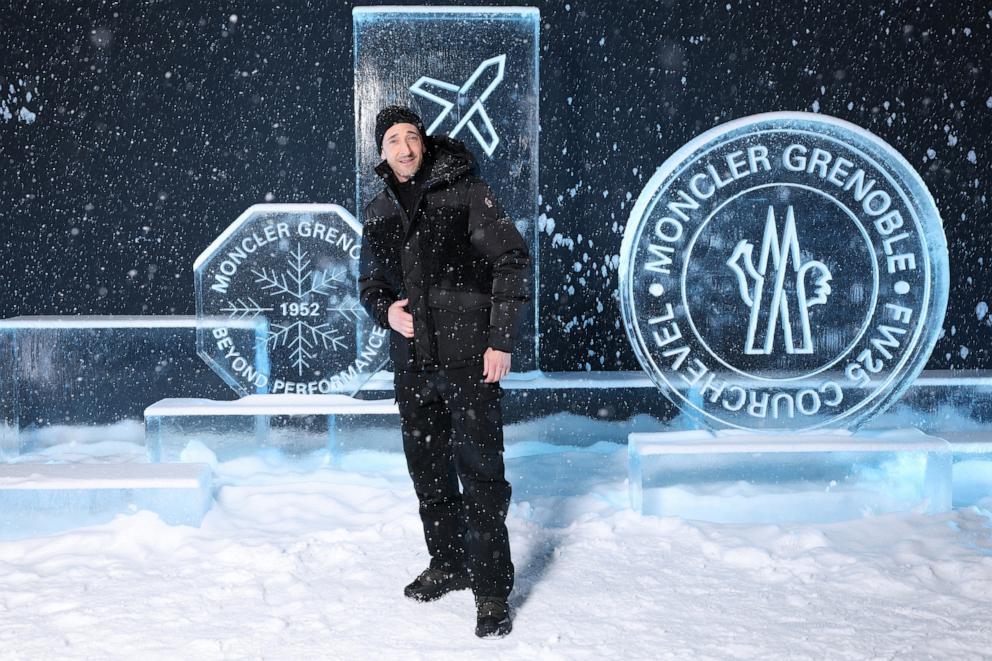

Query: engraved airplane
[409,54,506,157]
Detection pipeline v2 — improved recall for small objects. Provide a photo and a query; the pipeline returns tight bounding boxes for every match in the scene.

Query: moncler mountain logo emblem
[727,205,833,356]
[619,112,948,431]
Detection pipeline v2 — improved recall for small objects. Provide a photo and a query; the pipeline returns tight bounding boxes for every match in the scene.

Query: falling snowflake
[223,242,367,375]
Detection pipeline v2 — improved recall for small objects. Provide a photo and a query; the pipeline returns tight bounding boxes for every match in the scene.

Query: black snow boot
[474,596,512,638]
[404,566,470,602]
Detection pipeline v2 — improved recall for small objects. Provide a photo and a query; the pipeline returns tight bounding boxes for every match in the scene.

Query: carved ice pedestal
[144,395,399,464]
[0,463,213,538]
[628,428,952,523]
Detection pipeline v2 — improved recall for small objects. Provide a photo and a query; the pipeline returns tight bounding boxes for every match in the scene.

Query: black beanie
[375,105,426,152]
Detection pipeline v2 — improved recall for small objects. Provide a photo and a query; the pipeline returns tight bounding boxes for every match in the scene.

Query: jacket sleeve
[467,180,532,353]
[358,208,397,330]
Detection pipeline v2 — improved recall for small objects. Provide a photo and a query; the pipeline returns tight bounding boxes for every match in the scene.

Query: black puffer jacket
[358,136,531,371]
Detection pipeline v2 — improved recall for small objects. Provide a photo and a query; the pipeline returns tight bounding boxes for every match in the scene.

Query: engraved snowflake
[220,243,367,375]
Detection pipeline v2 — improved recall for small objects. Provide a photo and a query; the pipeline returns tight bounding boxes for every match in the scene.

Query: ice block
[0,316,266,459]
[353,6,540,370]
[144,394,400,463]
[0,462,213,537]
[629,428,952,523]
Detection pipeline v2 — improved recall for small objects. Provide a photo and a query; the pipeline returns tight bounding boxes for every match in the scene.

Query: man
[358,105,530,638]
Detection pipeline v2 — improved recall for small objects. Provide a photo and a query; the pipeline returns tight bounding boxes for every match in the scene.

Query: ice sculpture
[619,112,949,431]
[0,463,213,537]
[628,428,952,523]
[0,316,265,459]
[144,395,399,463]
[194,204,389,397]
[353,6,540,370]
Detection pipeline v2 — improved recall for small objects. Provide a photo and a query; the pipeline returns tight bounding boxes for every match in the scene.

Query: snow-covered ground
[2,439,992,660]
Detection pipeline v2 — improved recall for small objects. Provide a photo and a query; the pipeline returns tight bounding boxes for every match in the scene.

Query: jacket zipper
[384,180,433,368]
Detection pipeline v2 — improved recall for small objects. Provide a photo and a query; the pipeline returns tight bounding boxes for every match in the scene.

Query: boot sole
[404,579,471,602]
[476,617,512,638]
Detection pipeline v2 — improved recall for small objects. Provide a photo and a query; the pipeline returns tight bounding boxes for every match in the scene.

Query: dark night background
[2,0,989,372]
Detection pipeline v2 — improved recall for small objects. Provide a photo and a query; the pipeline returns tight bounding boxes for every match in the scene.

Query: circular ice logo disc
[619,113,949,431]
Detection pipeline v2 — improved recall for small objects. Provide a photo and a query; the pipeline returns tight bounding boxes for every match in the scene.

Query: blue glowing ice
[144,395,399,463]
[0,463,213,538]
[629,428,952,523]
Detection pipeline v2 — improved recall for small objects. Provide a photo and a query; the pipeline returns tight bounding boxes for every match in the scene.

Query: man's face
[380,123,425,182]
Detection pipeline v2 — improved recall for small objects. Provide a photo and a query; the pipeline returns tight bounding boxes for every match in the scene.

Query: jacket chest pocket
[427,287,491,365]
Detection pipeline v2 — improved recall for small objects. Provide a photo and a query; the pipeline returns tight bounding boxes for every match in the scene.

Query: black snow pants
[395,365,514,600]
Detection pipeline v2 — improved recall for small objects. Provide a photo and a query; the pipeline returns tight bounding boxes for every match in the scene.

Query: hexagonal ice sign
[194,204,390,396]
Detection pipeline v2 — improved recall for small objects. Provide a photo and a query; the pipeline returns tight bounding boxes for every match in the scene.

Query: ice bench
[937,430,992,508]
[0,462,213,537]
[0,315,266,460]
[628,428,952,524]
[144,394,400,463]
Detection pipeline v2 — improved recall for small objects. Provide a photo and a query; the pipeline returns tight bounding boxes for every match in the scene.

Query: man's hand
[483,348,511,383]
[388,298,414,338]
